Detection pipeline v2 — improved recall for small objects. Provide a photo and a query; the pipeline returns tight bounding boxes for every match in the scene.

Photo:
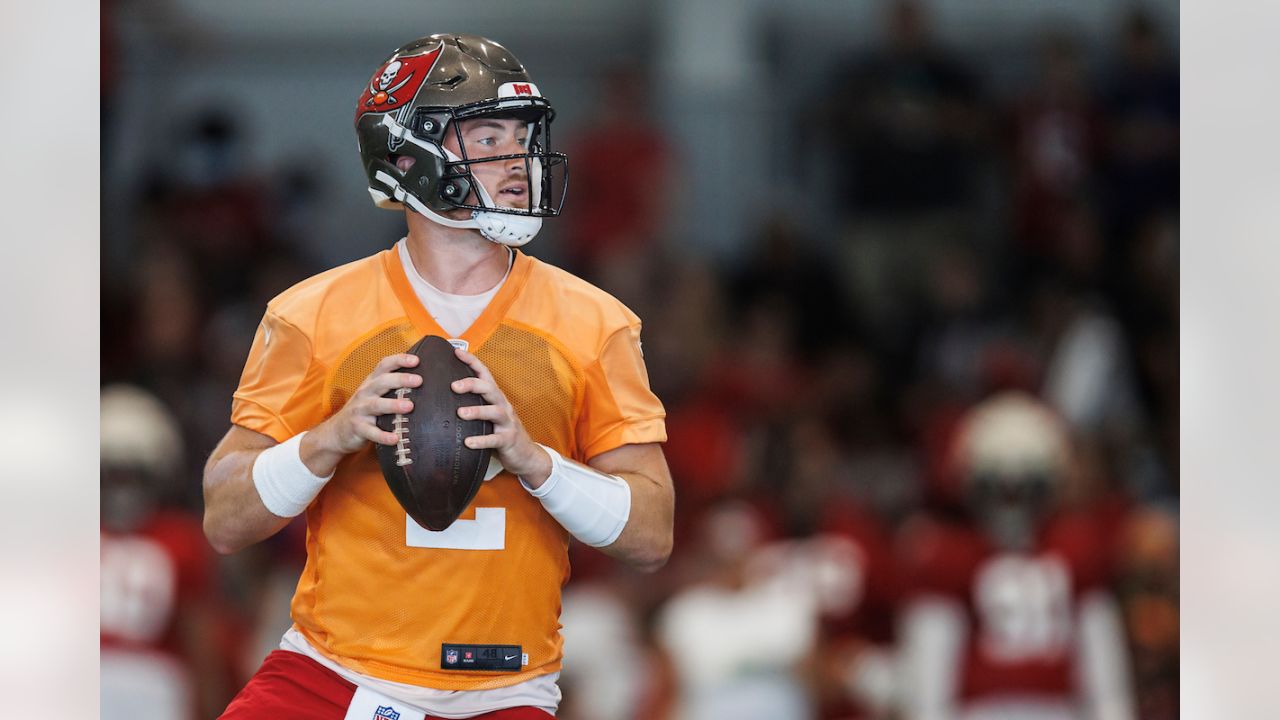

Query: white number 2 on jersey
[405,508,506,550]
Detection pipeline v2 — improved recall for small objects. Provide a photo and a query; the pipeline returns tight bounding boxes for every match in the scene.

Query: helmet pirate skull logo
[379,61,402,89]
[367,59,414,106]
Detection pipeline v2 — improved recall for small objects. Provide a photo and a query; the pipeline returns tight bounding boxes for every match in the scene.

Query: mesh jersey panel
[478,323,581,455]
[325,321,420,413]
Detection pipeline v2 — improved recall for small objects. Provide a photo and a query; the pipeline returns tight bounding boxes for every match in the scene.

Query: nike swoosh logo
[262,323,272,346]
[504,654,517,661]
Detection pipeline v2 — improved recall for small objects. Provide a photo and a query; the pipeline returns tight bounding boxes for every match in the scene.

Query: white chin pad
[471,180,542,247]
[474,214,542,247]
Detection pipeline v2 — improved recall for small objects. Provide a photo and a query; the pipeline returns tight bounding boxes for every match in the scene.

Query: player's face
[443,117,532,211]
[969,473,1054,550]
[101,467,156,532]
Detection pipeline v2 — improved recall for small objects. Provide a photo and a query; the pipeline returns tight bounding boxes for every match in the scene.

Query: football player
[203,34,673,719]
[102,385,233,720]
[896,392,1136,720]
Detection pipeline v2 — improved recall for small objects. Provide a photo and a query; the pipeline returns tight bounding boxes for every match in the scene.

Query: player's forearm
[1076,592,1137,720]
[596,470,674,572]
[899,597,966,720]
[202,448,292,555]
[520,443,673,571]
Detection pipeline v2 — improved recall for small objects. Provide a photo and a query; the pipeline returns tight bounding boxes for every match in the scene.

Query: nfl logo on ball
[374,707,400,720]
[445,649,458,665]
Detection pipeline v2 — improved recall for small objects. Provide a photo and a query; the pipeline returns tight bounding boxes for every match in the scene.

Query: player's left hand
[451,347,552,484]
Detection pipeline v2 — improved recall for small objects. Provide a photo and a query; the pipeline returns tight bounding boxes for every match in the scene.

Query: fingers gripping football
[325,353,423,453]
[451,348,543,475]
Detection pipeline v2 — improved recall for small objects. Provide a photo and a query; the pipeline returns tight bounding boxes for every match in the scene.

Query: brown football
[375,335,492,531]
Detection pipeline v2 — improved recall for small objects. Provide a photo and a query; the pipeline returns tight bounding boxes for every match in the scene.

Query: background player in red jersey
[101,386,236,720]
[897,392,1136,720]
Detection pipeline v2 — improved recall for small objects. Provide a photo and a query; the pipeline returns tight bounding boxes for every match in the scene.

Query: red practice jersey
[898,511,1114,702]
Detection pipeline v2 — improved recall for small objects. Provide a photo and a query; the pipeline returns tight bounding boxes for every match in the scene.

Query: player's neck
[403,210,510,295]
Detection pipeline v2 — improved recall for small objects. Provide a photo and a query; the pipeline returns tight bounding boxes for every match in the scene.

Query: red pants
[220,650,554,719]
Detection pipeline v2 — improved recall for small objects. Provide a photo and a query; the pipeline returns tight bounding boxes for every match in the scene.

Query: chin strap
[377,116,544,247]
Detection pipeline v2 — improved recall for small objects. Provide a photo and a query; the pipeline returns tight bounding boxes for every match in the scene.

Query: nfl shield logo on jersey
[445,649,459,665]
[374,706,400,720]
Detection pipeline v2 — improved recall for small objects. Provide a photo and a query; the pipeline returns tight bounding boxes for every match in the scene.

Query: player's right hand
[314,353,422,455]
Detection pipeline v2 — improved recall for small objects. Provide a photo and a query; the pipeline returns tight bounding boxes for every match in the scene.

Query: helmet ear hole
[388,154,416,173]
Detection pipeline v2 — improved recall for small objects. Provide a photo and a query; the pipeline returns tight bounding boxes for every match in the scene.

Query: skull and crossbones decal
[367,60,414,106]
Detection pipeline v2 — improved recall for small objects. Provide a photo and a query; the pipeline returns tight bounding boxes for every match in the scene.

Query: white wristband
[252,432,334,518]
[521,444,632,547]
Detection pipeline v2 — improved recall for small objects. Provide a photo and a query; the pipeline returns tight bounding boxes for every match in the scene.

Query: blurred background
[100,1,1178,718]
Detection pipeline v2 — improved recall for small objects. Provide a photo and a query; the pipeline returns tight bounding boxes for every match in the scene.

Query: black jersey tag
[441,643,524,672]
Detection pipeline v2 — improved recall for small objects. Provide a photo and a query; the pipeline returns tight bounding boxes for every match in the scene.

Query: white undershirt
[397,238,513,338]
[275,240,558,717]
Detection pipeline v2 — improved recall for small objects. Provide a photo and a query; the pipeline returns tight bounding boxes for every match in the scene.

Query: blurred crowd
[102,3,1178,719]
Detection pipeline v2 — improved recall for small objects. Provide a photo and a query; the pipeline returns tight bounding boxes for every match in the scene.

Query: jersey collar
[382,243,533,350]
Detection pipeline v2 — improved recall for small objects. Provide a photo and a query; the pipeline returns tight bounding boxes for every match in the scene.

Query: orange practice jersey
[231,246,667,690]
